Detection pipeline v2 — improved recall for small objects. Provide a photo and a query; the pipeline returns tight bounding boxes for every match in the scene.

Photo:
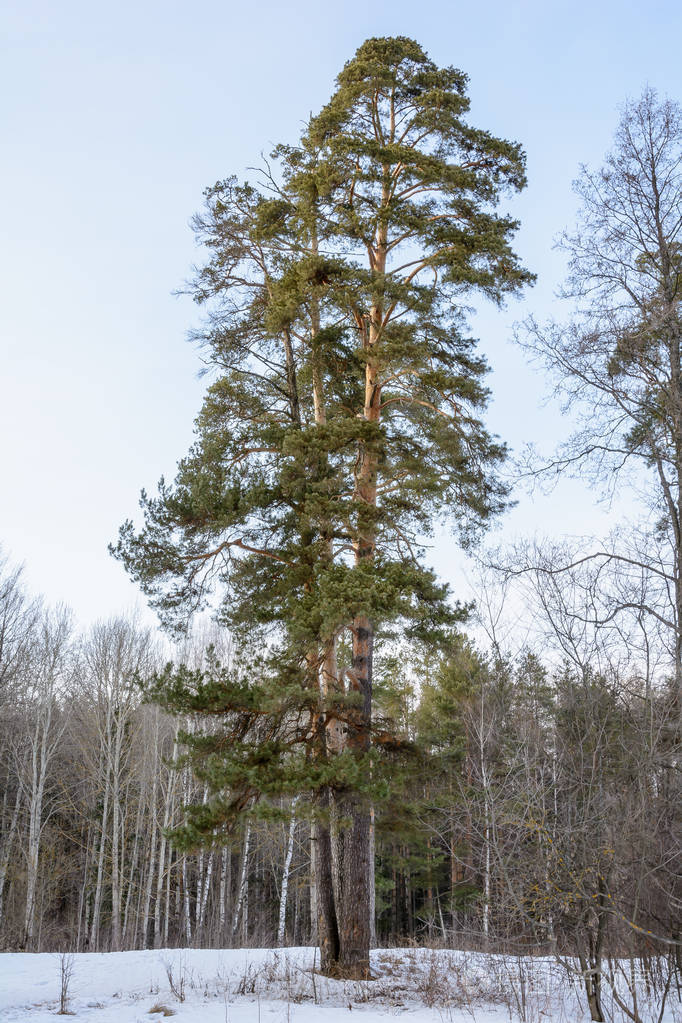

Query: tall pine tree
[113,36,531,976]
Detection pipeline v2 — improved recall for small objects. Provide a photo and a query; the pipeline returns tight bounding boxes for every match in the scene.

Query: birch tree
[0,553,39,932]
[278,795,299,944]
[16,605,72,948]
[74,616,156,950]
[522,90,682,697]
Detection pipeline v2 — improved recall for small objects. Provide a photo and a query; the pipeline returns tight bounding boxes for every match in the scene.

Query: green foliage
[416,635,484,752]
[113,34,531,639]
[112,36,531,858]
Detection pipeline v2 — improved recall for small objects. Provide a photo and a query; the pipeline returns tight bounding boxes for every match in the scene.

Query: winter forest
[4,31,682,1023]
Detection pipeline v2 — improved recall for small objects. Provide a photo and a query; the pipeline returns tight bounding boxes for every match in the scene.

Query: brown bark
[313,790,340,971]
[331,793,371,977]
[310,641,342,973]
[331,619,373,975]
[327,141,392,977]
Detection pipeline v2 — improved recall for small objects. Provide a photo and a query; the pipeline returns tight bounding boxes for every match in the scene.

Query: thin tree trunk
[312,641,341,971]
[198,849,213,937]
[76,819,93,951]
[219,846,229,941]
[23,699,53,949]
[482,790,491,948]
[90,753,110,951]
[154,832,168,948]
[163,851,172,947]
[309,827,318,946]
[278,796,299,945]
[122,777,145,948]
[140,825,157,948]
[0,784,21,928]
[182,854,192,945]
[232,823,251,942]
[110,725,123,951]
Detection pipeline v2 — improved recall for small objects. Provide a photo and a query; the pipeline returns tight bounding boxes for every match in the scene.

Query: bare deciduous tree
[522,89,682,693]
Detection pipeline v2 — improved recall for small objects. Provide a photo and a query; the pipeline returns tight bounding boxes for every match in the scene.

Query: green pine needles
[112,36,532,976]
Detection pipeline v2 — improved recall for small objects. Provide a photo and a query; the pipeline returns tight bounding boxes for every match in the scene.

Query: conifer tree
[112,36,531,976]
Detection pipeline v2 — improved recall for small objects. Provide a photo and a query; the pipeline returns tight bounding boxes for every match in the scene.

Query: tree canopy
[112,35,531,976]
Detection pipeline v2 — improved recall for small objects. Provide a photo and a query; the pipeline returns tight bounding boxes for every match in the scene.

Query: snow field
[0,945,678,1022]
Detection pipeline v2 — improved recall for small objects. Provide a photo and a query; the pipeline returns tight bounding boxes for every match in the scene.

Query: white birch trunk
[22,686,63,949]
[154,747,177,949]
[90,766,110,951]
[195,849,204,930]
[154,831,168,949]
[483,789,491,946]
[76,820,94,951]
[140,720,160,949]
[140,824,157,948]
[278,796,299,945]
[163,850,172,946]
[122,775,146,947]
[477,693,491,950]
[219,846,229,935]
[110,722,123,950]
[309,827,317,945]
[181,756,193,944]
[182,854,192,944]
[193,785,210,935]
[232,823,251,942]
[198,850,213,936]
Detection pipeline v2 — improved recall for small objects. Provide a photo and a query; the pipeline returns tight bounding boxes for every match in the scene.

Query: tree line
[1,557,681,1022]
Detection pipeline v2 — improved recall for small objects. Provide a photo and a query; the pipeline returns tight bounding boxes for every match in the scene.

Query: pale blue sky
[2,0,682,626]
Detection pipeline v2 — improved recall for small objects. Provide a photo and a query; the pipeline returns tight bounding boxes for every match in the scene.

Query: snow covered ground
[0,945,679,1022]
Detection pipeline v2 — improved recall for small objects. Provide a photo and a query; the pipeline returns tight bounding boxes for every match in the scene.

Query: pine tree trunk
[332,614,373,976]
[332,795,371,976]
[314,790,340,971]
[332,159,390,975]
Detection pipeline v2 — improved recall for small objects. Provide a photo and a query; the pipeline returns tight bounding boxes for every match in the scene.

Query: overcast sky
[2,0,682,629]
